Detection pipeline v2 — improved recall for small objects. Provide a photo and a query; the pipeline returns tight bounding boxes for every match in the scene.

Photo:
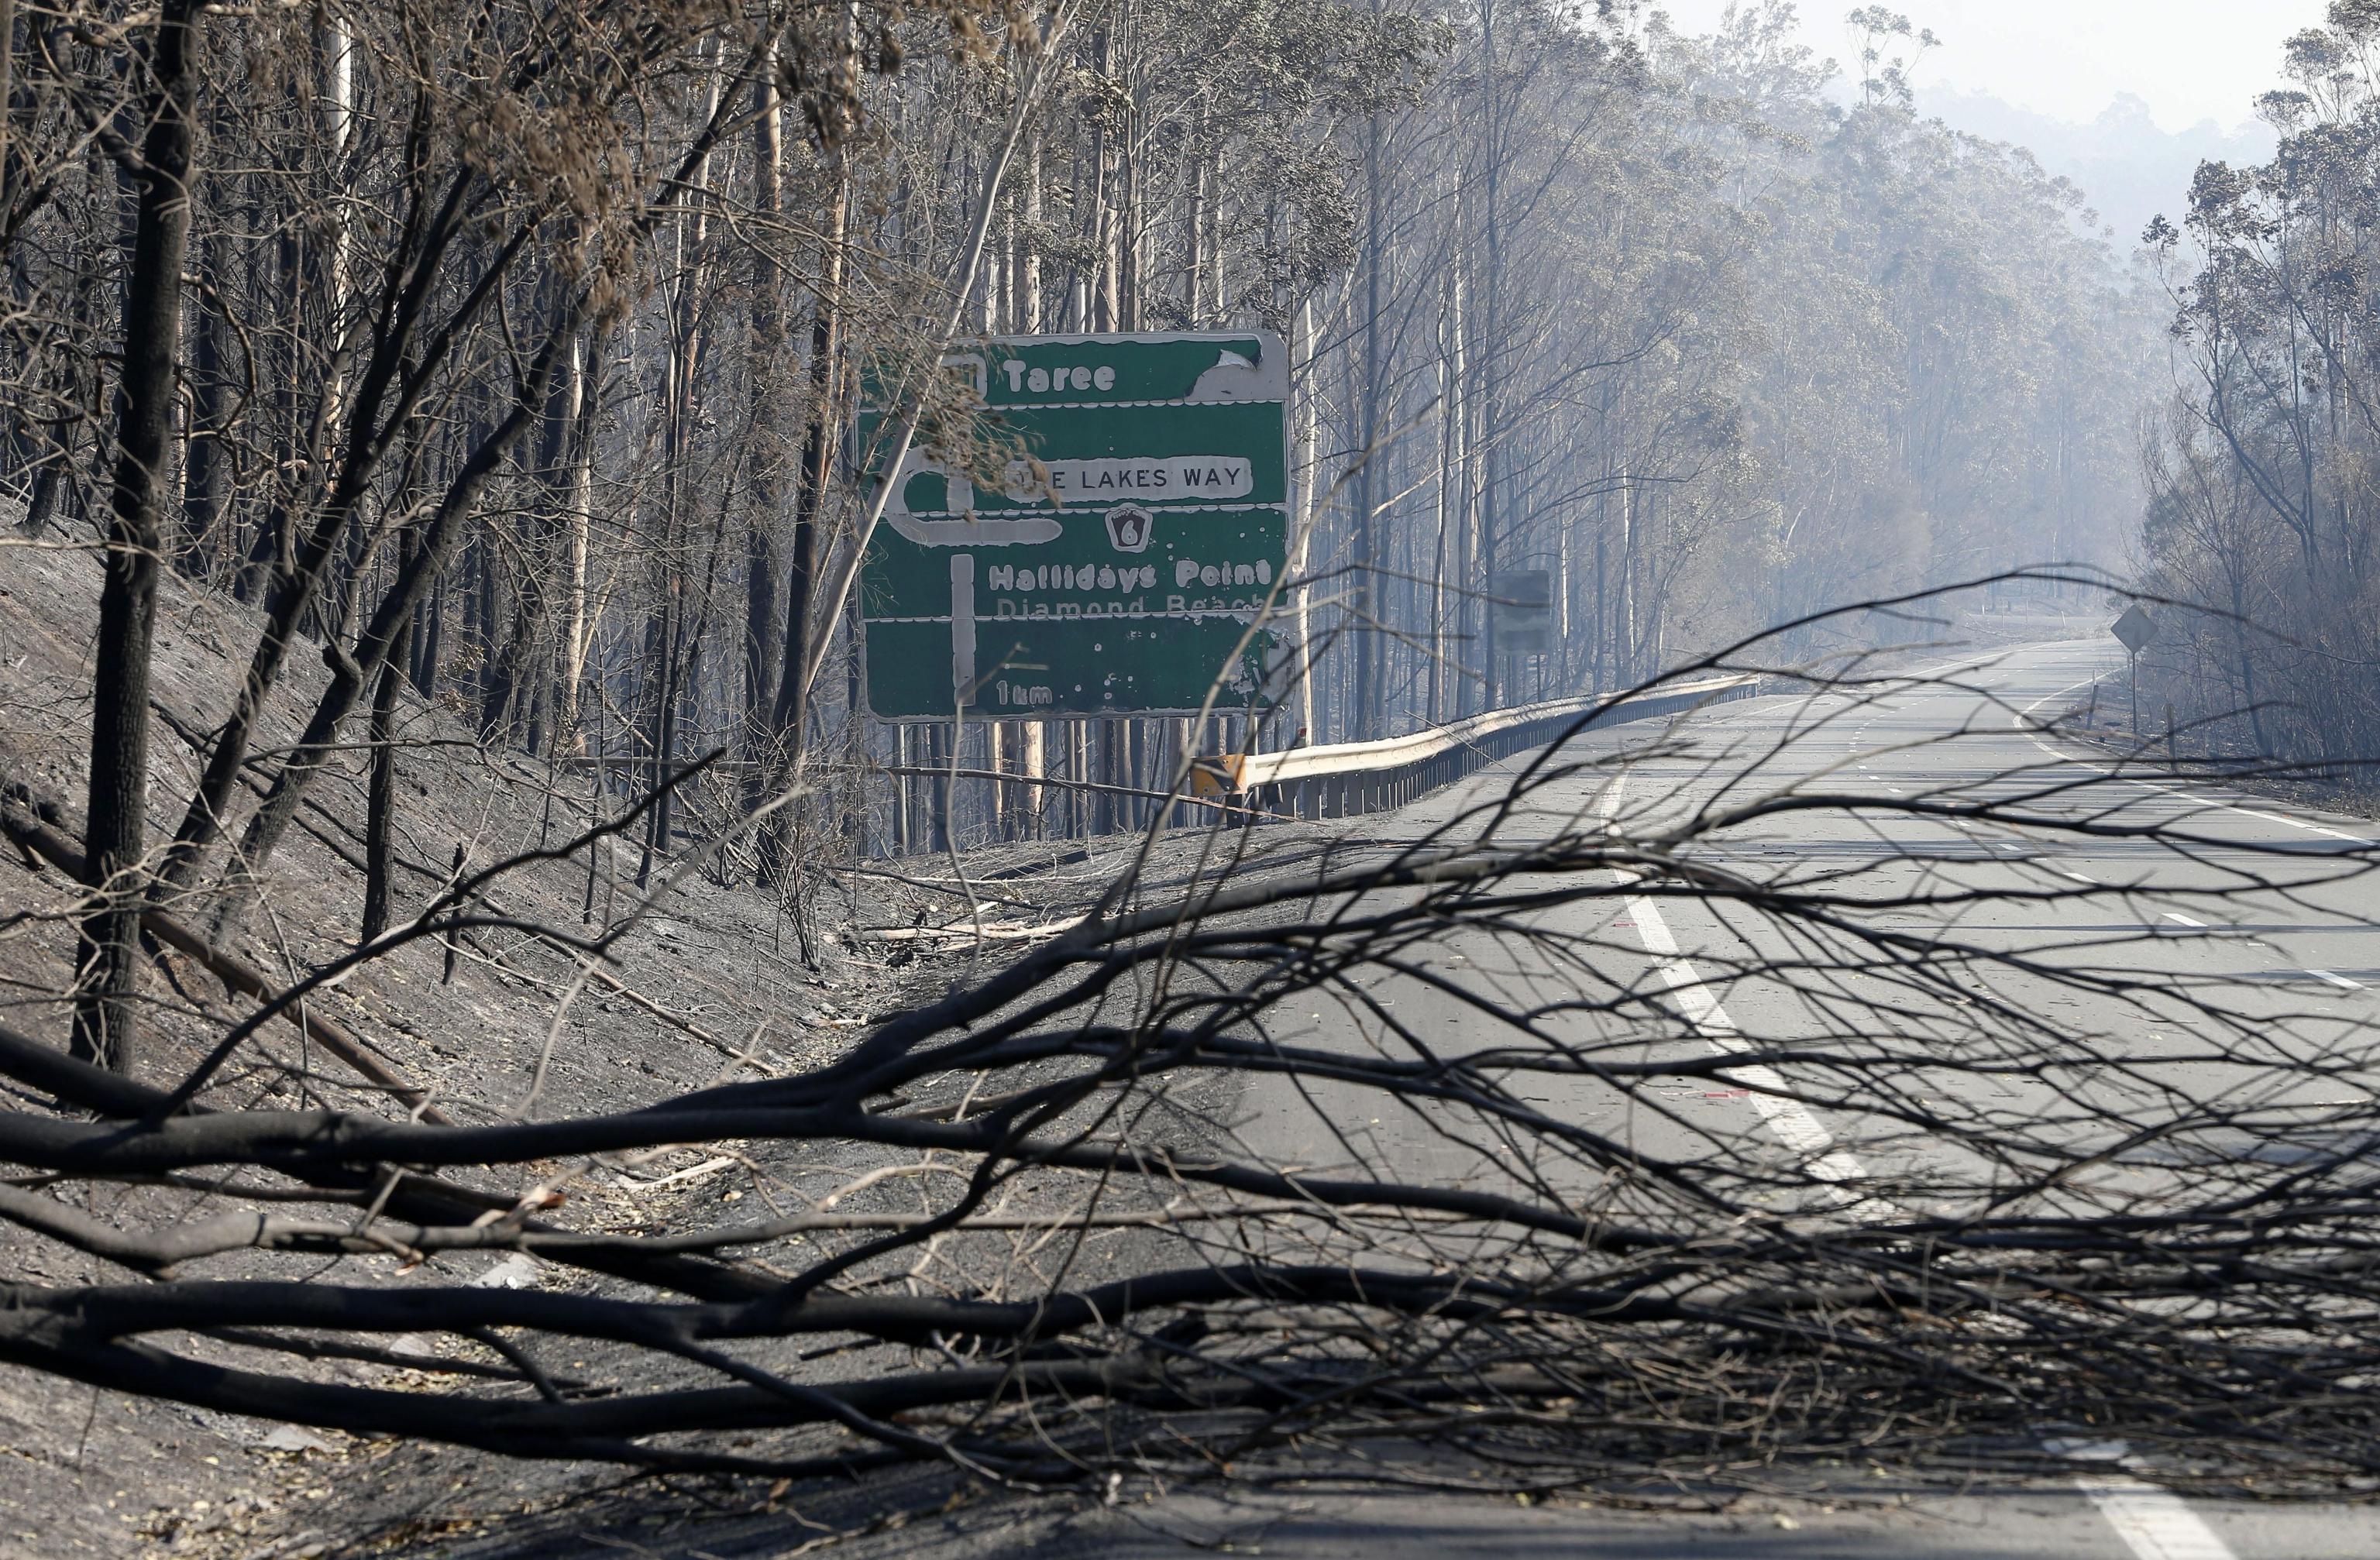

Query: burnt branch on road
[2,596,2378,1500]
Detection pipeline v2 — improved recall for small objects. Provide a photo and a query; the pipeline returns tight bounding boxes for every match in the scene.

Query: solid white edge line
[2016,667,2375,847]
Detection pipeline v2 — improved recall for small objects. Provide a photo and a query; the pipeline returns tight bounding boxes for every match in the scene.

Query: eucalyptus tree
[2143,0,2380,765]
[0,0,1020,1071]
[0,0,2167,1060]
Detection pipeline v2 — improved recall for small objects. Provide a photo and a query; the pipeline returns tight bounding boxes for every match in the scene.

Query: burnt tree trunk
[181,232,227,575]
[741,66,786,789]
[360,526,421,945]
[215,325,572,923]
[74,0,201,1072]
[757,154,849,876]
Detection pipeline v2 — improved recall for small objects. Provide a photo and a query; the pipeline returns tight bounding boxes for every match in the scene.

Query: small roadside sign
[857,332,1291,721]
[1490,569,1553,655]
[2111,604,2158,654]
[1186,753,1245,801]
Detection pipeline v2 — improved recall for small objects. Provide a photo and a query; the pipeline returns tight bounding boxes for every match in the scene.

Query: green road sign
[858,331,1291,720]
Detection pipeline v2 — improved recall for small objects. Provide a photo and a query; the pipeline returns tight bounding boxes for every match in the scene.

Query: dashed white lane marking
[1597,773,1881,1216]
[2053,1441,2241,1560]
[2162,912,2206,929]
[2060,870,2097,884]
[2307,968,2363,991]
[2080,1483,2241,1560]
[1622,892,1873,1193]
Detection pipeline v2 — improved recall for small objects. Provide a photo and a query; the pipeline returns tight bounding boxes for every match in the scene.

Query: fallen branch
[0,785,450,1122]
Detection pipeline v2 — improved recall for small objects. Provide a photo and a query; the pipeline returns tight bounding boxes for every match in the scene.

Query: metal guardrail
[556,674,1761,840]
[1234,674,1759,821]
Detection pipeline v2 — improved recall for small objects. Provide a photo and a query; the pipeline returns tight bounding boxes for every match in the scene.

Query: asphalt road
[1244,638,2380,1190]
[1183,636,2380,1559]
[444,637,2380,1560]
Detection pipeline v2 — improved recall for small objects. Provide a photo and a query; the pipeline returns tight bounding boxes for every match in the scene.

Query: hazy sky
[1651,2,2328,132]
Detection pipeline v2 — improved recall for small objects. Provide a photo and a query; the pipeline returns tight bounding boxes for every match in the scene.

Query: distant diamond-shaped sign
[2111,604,2158,653]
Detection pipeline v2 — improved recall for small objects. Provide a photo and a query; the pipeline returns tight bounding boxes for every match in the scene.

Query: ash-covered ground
[0,534,1363,1558]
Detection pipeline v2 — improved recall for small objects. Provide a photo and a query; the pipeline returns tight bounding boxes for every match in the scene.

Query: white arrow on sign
[950,553,975,708]
[879,454,1066,712]
[884,450,1062,548]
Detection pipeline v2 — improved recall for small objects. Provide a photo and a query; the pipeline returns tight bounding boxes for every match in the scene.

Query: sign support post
[2110,604,2159,739]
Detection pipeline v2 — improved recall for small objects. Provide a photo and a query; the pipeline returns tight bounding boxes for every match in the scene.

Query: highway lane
[1607,643,2380,1219]
[1243,637,2380,1202]
[980,1480,2377,1560]
[1223,636,2380,1558]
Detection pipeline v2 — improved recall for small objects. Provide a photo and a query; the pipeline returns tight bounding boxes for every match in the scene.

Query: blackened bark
[19,390,78,536]
[742,68,786,785]
[359,655,407,943]
[215,325,571,915]
[24,256,101,537]
[0,2,13,229]
[439,840,464,984]
[638,571,679,889]
[755,163,848,878]
[412,576,442,694]
[156,170,504,896]
[74,0,201,1073]
[181,239,225,574]
[480,345,574,747]
[360,527,420,945]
